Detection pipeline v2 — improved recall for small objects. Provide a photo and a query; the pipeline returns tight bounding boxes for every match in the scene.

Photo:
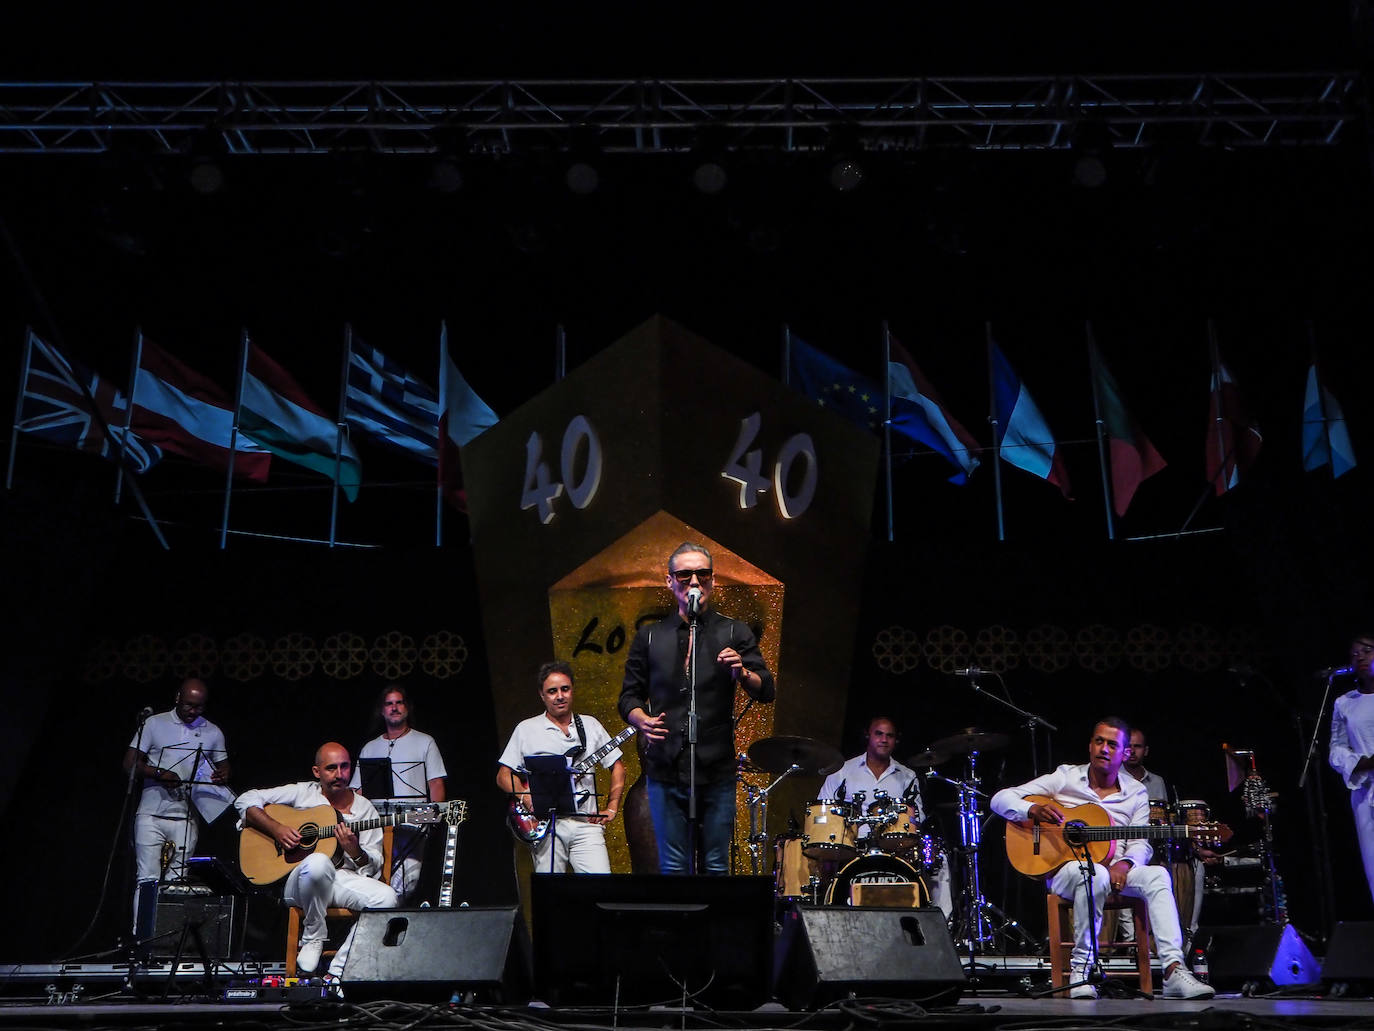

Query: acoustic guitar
[239,801,452,885]
[1004,794,1231,878]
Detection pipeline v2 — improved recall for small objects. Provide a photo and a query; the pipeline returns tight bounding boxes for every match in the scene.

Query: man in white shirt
[1330,631,1374,906]
[237,742,397,977]
[123,677,233,932]
[350,684,447,902]
[498,661,625,874]
[819,716,952,915]
[990,716,1213,1000]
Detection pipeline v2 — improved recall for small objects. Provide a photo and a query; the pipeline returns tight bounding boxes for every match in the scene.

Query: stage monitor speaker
[1321,921,1374,993]
[774,905,965,1010]
[1194,924,1321,993]
[151,893,236,959]
[531,874,774,1008]
[342,907,531,1002]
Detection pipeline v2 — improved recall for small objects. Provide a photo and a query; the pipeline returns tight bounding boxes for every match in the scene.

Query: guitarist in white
[236,742,397,976]
[990,717,1214,1000]
[497,661,626,873]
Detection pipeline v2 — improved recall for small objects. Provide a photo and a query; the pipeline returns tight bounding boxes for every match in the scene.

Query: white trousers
[1048,859,1185,973]
[132,813,197,931]
[1354,781,1374,906]
[389,826,426,902]
[284,853,398,977]
[529,818,610,874]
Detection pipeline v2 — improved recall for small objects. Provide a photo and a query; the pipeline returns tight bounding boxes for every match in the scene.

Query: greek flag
[344,339,440,464]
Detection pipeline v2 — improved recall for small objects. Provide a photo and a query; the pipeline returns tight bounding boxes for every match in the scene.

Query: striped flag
[1089,336,1166,516]
[888,336,980,484]
[989,339,1071,497]
[14,330,162,473]
[438,322,498,510]
[1204,345,1261,495]
[1302,362,1356,478]
[343,338,440,463]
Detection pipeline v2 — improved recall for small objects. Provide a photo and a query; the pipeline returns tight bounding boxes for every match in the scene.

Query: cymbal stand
[935,751,1039,966]
[740,759,800,875]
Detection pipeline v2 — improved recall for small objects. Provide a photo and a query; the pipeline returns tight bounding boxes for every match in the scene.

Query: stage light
[692,160,728,195]
[565,161,599,195]
[188,157,225,195]
[829,156,864,192]
[428,156,464,193]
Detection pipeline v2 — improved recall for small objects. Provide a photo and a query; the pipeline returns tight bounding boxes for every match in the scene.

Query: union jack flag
[15,329,162,473]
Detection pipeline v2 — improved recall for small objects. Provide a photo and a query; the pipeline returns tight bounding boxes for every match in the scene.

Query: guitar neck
[572,725,636,774]
[319,812,396,840]
[1070,823,1193,843]
[438,824,460,908]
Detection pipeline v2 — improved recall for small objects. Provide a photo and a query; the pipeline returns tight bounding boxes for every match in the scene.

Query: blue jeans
[646,777,736,874]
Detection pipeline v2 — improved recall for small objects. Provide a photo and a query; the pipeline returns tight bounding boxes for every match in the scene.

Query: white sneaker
[1163,965,1216,1000]
[1068,967,1098,999]
[297,938,325,974]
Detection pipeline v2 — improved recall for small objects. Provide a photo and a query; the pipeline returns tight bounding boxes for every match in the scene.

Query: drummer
[819,716,952,916]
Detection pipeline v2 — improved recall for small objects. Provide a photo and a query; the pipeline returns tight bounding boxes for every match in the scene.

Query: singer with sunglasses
[1330,632,1374,906]
[618,542,775,875]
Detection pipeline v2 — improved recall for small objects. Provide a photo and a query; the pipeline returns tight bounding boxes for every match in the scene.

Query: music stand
[524,754,581,875]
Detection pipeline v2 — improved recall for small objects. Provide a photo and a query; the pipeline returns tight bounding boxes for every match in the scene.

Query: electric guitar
[238,801,451,885]
[506,725,636,843]
[1004,794,1232,878]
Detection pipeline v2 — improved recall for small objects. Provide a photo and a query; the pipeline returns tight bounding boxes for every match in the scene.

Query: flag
[132,337,271,481]
[1302,362,1356,478]
[887,337,980,484]
[786,335,883,432]
[344,338,440,463]
[438,322,498,510]
[14,330,162,473]
[1089,340,1167,516]
[1204,350,1262,495]
[239,342,363,501]
[989,339,1071,496]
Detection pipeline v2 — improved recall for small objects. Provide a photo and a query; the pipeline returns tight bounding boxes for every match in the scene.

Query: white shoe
[1163,965,1215,1000]
[297,938,325,974]
[1068,967,1098,999]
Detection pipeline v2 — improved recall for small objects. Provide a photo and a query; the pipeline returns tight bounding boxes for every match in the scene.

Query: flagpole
[781,324,792,386]
[555,323,567,382]
[329,323,352,548]
[221,329,249,550]
[1086,322,1116,541]
[985,322,1005,542]
[882,321,895,543]
[6,328,36,490]
[115,326,142,505]
[1307,320,1333,480]
[435,320,444,548]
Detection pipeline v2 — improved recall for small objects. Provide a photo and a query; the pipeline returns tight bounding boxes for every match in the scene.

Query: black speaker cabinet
[151,893,237,959]
[775,906,965,1010]
[1194,923,1321,992]
[1322,922,1374,992]
[342,907,531,1002]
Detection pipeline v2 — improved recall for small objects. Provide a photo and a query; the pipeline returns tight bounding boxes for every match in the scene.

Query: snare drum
[824,852,929,907]
[802,799,858,860]
[774,834,824,903]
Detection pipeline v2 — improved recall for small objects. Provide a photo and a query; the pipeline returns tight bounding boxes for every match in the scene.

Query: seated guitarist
[236,742,398,977]
[497,661,625,874]
[990,716,1214,1001]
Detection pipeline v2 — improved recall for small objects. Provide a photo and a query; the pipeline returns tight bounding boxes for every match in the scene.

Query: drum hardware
[824,851,929,907]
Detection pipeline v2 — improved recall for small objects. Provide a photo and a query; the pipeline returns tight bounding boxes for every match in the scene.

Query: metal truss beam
[0,73,1359,156]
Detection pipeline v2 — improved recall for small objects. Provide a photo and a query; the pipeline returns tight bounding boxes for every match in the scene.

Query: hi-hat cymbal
[904,748,951,768]
[747,735,844,776]
[930,728,1009,756]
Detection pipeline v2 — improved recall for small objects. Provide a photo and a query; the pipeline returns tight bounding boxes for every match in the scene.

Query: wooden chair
[285,826,393,977]
[1046,891,1153,994]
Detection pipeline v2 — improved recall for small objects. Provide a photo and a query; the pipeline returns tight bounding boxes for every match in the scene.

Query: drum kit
[742,726,1033,944]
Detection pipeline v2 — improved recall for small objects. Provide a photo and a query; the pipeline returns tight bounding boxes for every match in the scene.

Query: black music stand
[524,754,581,875]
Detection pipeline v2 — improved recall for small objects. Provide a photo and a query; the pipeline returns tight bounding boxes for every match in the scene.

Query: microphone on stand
[137,706,155,722]
[687,586,702,617]
[835,779,847,803]
[951,667,989,678]
[1315,665,1356,679]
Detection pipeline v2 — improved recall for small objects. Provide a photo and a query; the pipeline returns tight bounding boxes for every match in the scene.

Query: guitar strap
[571,714,587,759]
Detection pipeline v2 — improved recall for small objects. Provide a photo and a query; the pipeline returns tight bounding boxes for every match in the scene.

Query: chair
[1046,891,1153,994]
[285,826,393,977]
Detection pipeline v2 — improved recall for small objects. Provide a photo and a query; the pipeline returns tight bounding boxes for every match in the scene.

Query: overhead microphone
[951,666,989,677]
[1315,665,1356,679]
[687,586,702,617]
[137,706,155,721]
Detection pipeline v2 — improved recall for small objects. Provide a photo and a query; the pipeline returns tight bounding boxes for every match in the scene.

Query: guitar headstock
[443,799,468,826]
[1185,821,1233,847]
[401,804,447,826]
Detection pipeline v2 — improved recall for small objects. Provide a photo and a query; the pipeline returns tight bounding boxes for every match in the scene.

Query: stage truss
[0,72,1359,157]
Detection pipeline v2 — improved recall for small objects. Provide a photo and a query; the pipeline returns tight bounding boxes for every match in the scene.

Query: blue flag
[787,336,883,432]
[344,338,440,464]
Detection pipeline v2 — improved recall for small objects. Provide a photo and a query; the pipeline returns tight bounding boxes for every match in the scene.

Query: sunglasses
[669,568,713,584]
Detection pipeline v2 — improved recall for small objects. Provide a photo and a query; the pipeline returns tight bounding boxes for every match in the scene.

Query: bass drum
[824,851,929,907]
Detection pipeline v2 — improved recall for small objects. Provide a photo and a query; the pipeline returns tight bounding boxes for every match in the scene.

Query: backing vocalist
[1330,631,1374,906]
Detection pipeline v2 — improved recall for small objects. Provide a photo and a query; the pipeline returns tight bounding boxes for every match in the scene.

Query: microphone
[836,779,847,803]
[1227,664,1254,685]
[1315,666,1356,679]
[687,586,702,617]
[137,706,155,722]
[951,667,989,677]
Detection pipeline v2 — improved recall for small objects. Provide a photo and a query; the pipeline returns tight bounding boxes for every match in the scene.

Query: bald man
[236,742,398,978]
[123,677,231,932]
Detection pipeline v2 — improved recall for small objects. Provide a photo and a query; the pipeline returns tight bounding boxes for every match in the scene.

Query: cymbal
[930,728,1009,756]
[747,735,844,776]
[904,748,951,768]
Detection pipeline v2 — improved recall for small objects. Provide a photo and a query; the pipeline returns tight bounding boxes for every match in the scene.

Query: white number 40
[722,413,817,519]
[521,415,603,524]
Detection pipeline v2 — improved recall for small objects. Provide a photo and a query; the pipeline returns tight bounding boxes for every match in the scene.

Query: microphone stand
[686,597,700,876]
[963,673,1057,777]
[1295,669,1339,941]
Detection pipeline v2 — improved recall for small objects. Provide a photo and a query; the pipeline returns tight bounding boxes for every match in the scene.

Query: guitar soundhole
[298,823,320,849]
[1062,820,1088,847]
